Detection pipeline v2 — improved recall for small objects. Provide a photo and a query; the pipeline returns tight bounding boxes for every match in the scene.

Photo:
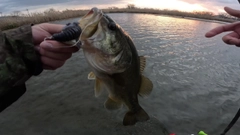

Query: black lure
[46,22,82,42]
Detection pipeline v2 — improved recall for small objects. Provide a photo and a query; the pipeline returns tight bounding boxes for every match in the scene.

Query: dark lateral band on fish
[78,7,153,126]
[44,7,153,126]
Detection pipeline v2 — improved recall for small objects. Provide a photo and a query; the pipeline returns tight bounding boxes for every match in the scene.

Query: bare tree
[44,8,58,14]
[193,11,214,19]
[12,11,21,16]
[26,9,30,16]
[108,6,119,10]
[127,4,136,9]
[0,12,2,17]
[218,12,237,20]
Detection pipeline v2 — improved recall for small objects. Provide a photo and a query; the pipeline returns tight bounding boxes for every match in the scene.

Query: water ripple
[107,13,240,134]
[1,13,239,135]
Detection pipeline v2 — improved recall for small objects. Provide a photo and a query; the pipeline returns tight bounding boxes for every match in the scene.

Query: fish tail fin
[123,107,150,126]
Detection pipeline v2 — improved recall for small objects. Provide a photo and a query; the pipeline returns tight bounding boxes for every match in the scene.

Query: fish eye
[108,22,116,31]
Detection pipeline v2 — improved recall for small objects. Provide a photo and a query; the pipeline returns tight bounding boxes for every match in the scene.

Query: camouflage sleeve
[0,25,43,112]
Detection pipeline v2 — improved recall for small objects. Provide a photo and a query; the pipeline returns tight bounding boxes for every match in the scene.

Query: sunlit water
[1,13,240,135]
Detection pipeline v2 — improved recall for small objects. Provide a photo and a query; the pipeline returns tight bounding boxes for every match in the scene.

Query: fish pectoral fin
[88,71,96,80]
[104,97,122,110]
[94,78,105,97]
[139,56,146,73]
[88,72,104,97]
[123,107,150,126]
[139,75,153,98]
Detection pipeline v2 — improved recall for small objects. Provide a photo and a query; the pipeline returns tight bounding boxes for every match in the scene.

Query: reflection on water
[1,13,240,135]
[115,14,240,134]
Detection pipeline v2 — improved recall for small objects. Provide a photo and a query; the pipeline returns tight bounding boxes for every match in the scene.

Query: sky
[0,0,239,15]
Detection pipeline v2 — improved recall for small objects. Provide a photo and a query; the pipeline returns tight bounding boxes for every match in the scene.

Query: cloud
[5,0,125,6]
[180,0,240,13]
[182,0,239,7]
[5,0,69,6]
[182,0,237,4]
[0,0,129,14]
[0,0,239,15]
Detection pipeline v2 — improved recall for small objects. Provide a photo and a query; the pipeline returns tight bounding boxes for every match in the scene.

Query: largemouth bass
[78,7,153,126]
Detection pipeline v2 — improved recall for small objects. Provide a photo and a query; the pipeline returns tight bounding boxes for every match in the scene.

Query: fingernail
[42,41,53,49]
[46,42,53,48]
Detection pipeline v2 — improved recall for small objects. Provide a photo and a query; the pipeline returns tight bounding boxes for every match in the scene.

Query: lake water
[1,13,240,135]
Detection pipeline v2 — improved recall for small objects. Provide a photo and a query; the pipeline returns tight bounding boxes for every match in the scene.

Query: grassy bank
[0,7,237,31]
[0,9,88,30]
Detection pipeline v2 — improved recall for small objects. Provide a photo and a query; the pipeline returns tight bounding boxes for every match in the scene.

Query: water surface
[1,13,240,135]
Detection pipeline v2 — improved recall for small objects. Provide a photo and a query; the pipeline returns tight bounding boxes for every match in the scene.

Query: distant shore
[0,7,237,31]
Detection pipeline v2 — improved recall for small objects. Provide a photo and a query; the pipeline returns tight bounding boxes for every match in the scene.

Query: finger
[222,32,240,46]
[41,56,65,70]
[38,23,65,34]
[39,47,72,61]
[205,22,240,38]
[40,40,79,53]
[32,23,65,44]
[224,7,240,18]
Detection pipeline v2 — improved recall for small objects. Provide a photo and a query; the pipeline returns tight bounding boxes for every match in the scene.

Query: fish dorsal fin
[94,78,105,97]
[139,75,153,98]
[88,71,96,80]
[139,56,146,73]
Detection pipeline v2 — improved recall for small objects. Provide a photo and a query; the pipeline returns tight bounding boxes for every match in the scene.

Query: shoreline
[0,8,236,31]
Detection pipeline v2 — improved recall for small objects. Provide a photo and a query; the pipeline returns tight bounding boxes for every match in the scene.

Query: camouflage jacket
[0,25,43,112]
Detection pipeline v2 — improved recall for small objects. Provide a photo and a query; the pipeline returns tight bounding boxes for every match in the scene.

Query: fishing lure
[45,22,82,48]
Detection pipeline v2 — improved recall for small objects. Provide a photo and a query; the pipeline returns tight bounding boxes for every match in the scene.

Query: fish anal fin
[88,71,96,80]
[139,75,153,98]
[139,56,146,73]
[94,78,105,97]
[123,107,150,126]
[104,97,122,110]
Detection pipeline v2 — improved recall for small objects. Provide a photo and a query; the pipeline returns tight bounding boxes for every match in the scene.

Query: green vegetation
[0,4,238,31]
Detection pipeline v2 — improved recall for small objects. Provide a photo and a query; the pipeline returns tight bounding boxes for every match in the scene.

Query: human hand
[32,23,79,70]
[205,7,240,47]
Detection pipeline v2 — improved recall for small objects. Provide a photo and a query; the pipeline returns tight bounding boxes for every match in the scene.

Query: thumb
[39,23,65,34]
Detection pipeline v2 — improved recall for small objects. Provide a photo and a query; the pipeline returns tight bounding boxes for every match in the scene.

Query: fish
[78,7,153,126]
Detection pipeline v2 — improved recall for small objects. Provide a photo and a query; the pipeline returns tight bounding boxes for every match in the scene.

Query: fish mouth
[79,7,104,40]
